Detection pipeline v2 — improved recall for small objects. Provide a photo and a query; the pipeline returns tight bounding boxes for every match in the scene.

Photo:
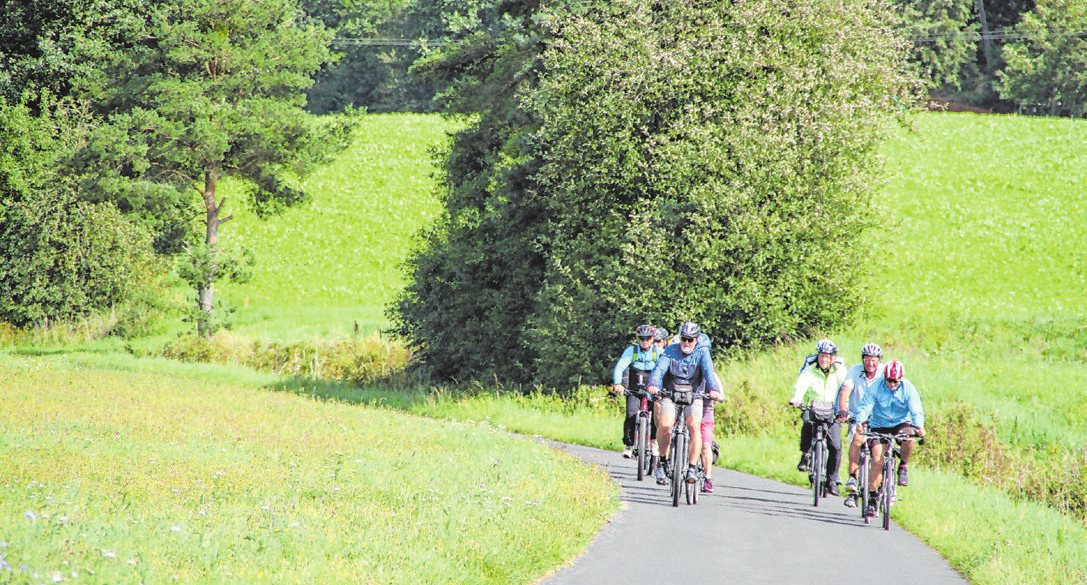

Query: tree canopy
[999,0,1087,116]
[391,0,921,388]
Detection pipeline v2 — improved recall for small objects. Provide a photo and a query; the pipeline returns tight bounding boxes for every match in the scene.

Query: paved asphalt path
[539,442,968,585]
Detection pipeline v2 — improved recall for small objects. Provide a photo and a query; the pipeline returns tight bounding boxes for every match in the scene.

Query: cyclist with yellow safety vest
[789,338,849,497]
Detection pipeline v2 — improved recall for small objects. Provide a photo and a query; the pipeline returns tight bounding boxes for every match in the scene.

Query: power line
[908,27,1087,43]
[331,38,448,47]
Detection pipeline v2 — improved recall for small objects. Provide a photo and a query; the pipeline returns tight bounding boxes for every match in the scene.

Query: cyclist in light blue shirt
[612,324,664,460]
[855,359,926,518]
[837,342,886,505]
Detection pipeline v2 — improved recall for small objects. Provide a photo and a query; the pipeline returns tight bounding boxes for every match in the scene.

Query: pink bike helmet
[884,360,905,382]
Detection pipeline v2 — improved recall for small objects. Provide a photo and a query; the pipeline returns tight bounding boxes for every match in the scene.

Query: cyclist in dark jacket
[647,322,723,485]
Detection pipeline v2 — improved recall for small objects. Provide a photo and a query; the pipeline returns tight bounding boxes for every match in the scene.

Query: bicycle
[796,401,837,507]
[661,385,702,507]
[863,431,920,530]
[623,387,654,481]
[844,423,873,517]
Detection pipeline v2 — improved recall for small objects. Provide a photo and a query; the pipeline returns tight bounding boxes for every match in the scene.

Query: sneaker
[845,477,858,494]
[844,495,857,508]
[685,467,698,483]
[796,453,810,472]
[655,463,667,485]
[825,481,840,497]
[622,447,633,459]
[863,498,878,518]
[897,465,908,486]
[702,477,714,493]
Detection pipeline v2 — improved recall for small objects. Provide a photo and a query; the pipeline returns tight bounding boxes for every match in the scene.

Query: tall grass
[0,354,617,585]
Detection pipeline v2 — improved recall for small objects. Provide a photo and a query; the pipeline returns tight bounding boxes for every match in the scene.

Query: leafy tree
[0,94,162,328]
[999,0,1087,115]
[61,0,355,335]
[892,0,978,92]
[391,0,921,388]
[304,0,504,114]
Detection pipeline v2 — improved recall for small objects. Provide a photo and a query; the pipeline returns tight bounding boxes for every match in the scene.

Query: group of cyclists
[611,322,723,493]
[612,325,925,518]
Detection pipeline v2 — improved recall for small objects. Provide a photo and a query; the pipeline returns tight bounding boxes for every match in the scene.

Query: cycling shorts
[701,402,715,444]
[868,423,919,445]
[660,397,703,422]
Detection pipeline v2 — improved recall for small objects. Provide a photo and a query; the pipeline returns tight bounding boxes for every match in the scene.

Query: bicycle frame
[625,388,654,481]
[798,402,836,507]
[864,431,919,530]
[662,388,703,507]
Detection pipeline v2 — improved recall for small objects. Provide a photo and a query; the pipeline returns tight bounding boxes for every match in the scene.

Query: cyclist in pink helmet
[855,359,926,518]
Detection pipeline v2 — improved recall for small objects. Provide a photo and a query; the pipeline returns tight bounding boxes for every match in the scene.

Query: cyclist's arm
[789,369,813,406]
[612,346,635,387]
[854,386,876,427]
[836,378,854,413]
[905,380,925,432]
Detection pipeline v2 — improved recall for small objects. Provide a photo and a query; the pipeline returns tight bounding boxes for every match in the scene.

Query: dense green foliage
[999,0,1087,116]
[0,95,165,329]
[391,0,922,387]
[304,0,505,114]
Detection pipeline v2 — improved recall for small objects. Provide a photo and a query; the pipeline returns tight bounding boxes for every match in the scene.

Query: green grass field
[218,113,465,341]
[0,353,616,584]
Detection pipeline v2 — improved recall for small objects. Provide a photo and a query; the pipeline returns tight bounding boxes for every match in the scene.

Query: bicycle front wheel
[812,440,826,507]
[636,417,648,482]
[859,450,870,520]
[671,432,686,508]
[882,456,895,531]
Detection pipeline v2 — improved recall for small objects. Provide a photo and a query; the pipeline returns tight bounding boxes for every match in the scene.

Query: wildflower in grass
[24,511,35,520]
[100,550,116,559]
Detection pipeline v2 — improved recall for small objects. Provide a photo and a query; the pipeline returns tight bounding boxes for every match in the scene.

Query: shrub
[392,0,922,388]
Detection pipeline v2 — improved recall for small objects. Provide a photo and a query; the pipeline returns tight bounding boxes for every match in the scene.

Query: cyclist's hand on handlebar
[708,390,722,402]
[612,384,625,395]
[835,410,849,422]
[788,399,801,408]
[647,385,660,396]
[914,427,926,437]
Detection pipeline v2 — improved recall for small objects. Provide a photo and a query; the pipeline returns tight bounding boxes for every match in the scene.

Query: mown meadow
[2,111,1086,584]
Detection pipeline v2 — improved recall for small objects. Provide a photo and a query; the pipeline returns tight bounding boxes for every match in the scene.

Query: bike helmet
[635,324,654,339]
[654,327,669,342]
[678,322,700,339]
[861,343,883,359]
[815,338,838,355]
[884,360,905,382]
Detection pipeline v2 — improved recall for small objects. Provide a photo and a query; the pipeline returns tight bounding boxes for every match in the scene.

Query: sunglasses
[638,335,653,341]
[680,336,696,342]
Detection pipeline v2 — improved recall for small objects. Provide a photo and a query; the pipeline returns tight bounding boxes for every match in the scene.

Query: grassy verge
[0,353,617,585]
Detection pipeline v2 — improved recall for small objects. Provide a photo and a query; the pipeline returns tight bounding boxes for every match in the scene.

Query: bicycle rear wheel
[687,465,700,505]
[636,417,648,481]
